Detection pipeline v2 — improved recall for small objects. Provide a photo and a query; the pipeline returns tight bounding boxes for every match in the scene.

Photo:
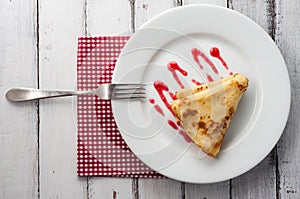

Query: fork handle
[5,87,93,102]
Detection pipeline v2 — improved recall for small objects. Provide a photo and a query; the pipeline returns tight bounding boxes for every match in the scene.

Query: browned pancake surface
[171,74,248,157]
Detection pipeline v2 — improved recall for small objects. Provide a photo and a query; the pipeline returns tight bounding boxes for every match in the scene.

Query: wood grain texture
[38,0,87,198]
[229,0,270,33]
[231,153,276,198]
[276,0,300,197]
[277,73,300,198]
[88,177,133,199]
[135,0,176,29]
[275,0,300,73]
[138,179,182,199]
[86,0,132,35]
[229,1,277,198]
[0,0,38,198]
[85,1,133,198]
[185,181,230,199]
[183,0,226,6]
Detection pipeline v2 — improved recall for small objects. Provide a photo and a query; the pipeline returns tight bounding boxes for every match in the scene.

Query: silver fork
[5,83,146,102]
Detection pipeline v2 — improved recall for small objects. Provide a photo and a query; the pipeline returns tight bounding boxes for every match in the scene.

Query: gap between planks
[36,0,41,197]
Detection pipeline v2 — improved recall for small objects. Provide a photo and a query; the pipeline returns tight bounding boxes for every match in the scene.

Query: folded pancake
[175,75,233,99]
[171,73,248,157]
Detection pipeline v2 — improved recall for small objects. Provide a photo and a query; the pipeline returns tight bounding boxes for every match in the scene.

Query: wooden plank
[228,0,270,33]
[185,181,230,198]
[183,0,226,6]
[277,73,300,198]
[275,0,300,74]
[38,0,87,198]
[89,177,133,199]
[138,179,182,199]
[231,153,276,198]
[135,0,176,29]
[86,0,131,35]
[229,1,277,198]
[134,1,183,198]
[85,0,133,198]
[88,178,133,199]
[276,0,300,197]
[0,0,38,198]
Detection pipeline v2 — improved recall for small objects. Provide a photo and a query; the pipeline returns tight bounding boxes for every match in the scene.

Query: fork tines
[111,83,146,100]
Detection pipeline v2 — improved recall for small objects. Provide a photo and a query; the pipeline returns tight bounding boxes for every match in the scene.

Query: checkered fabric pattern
[77,36,163,178]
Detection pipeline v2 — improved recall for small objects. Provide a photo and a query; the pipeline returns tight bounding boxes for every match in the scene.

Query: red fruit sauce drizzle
[179,130,192,143]
[149,98,164,116]
[153,81,192,141]
[153,81,176,117]
[168,91,177,100]
[154,105,164,116]
[149,47,232,143]
[149,98,155,104]
[169,119,192,143]
[210,47,229,70]
[192,79,201,86]
[167,61,188,89]
[168,120,178,130]
[191,48,219,74]
[206,74,214,82]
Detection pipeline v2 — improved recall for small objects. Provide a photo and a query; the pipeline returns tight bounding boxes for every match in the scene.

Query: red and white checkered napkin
[77,36,163,178]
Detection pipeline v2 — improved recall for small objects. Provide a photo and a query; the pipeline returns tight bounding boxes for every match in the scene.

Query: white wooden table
[1,0,299,198]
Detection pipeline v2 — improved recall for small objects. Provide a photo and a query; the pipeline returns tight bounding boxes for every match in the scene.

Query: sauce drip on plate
[210,47,229,70]
[153,80,175,116]
[192,79,201,85]
[168,61,188,89]
[192,48,219,74]
[149,47,231,143]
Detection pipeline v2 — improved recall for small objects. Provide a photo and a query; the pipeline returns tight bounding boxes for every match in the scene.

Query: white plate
[111,5,291,183]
